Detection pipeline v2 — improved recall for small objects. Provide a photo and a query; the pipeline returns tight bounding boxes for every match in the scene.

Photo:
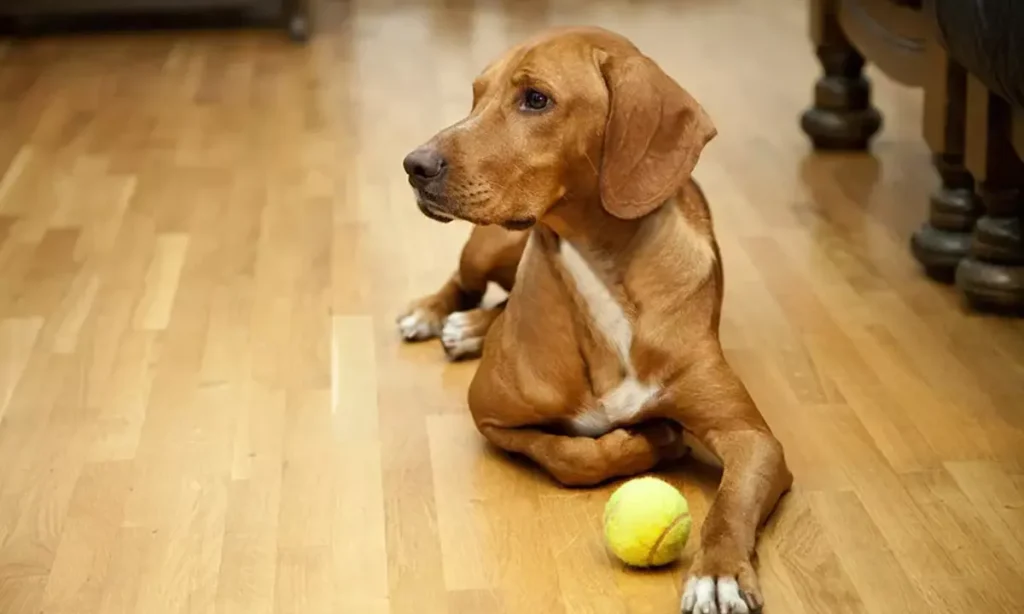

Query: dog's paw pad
[440,313,484,360]
[398,309,441,341]
[681,576,751,614]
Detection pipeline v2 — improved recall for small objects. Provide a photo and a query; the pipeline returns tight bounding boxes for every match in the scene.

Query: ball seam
[646,511,689,567]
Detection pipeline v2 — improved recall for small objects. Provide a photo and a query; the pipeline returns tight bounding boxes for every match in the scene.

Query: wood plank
[0,2,1020,613]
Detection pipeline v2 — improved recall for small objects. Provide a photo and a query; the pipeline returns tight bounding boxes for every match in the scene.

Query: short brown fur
[398,26,792,612]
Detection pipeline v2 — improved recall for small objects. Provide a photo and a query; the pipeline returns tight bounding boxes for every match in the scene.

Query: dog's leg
[477,420,689,487]
[398,226,527,355]
[397,272,483,342]
[665,355,792,614]
[679,429,788,614]
[439,299,507,361]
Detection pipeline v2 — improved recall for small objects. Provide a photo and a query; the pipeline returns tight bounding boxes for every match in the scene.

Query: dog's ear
[597,52,716,219]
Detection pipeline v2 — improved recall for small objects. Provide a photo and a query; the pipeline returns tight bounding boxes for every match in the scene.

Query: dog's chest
[556,240,660,436]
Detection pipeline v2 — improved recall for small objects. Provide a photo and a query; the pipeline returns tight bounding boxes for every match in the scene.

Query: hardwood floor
[1,1,1023,613]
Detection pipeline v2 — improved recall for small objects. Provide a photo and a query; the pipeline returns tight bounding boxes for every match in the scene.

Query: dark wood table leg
[912,45,980,280]
[288,0,310,41]
[801,0,883,150]
[956,76,1024,311]
[912,155,980,280]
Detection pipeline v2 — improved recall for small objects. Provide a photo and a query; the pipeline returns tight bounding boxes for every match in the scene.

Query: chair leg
[288,0,310,42]
[800,0,882,150]
[956,78,1024,312]
[911,154,981,281]
[956,183,1024,311]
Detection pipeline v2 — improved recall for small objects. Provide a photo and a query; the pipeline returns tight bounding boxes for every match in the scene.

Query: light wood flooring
[1,0,1023,612]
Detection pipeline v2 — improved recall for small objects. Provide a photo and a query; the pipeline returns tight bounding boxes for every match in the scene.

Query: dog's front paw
[681,552,762,614]
[681,576,756,614]
[440,310,489,361]
[397,307,444,342]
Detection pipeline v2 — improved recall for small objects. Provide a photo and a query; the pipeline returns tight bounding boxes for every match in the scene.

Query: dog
[397,26,792,614]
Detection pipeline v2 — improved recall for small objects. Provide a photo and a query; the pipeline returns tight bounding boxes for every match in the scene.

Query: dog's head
[403,26,716,229]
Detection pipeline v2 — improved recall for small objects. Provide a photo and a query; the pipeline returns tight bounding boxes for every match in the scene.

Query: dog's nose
[403,147,447,181]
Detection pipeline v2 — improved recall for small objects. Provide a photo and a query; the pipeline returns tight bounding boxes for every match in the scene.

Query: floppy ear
[598,53,717,219]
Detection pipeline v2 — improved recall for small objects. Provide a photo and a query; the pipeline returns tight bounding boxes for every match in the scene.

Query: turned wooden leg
[911,154,981,280]
[956,184,1024,310]
[956,76,1024,312]
[800,0,882,150]
[288,0,310,42]
[914,45,980,281]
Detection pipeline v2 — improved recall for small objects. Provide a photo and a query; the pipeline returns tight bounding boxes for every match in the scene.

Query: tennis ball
[603,476,691,568]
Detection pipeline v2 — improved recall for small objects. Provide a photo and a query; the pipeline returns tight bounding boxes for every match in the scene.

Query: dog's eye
[521,88,551,111]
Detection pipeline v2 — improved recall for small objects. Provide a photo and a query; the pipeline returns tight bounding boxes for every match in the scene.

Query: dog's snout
[403,147,447,181]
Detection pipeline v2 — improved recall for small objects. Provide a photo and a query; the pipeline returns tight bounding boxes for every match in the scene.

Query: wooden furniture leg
[913,41,981,280]
[956,76,1024,310]
[288,0,310,41]
[801,0,883,150]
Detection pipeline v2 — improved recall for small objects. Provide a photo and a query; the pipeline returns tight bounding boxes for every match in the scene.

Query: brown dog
[397,27,792,614]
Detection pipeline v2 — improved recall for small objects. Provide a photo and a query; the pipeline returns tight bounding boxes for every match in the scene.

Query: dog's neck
[540,193,675,270]
[540,195,666,261]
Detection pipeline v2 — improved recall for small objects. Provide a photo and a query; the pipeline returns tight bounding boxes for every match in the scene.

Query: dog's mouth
[501,217,537,231]
[412,188,537,231]
[412,190,455,224]
[417,201,455,224]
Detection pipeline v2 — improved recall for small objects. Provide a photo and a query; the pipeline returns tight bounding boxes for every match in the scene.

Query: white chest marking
[558,240,660,437]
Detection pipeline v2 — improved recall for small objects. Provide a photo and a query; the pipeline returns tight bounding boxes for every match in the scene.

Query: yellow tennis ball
[603,476,691,568]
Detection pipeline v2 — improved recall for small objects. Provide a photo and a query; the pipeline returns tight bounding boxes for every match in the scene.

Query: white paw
[398,309,441,341]
[681,576,750,614]
[440,311,485,360]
